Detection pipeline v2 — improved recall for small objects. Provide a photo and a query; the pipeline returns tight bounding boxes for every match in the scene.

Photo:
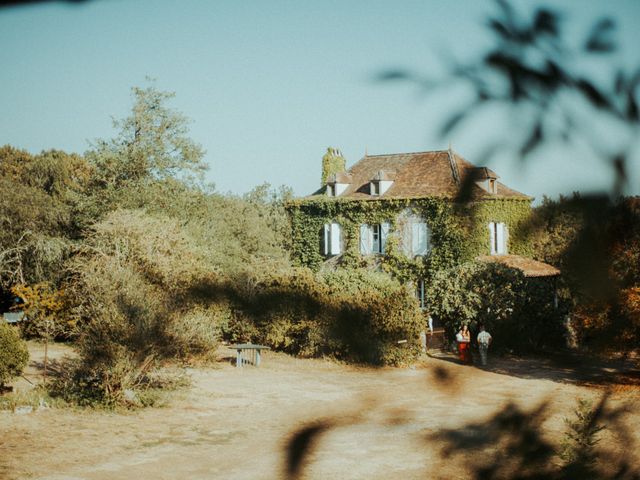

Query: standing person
[456,324,471,363]
[477,324,492,366]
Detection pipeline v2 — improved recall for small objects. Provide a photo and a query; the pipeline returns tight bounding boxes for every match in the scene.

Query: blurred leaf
[520,121,544,157]
[286,422,332,479]
[375,69,411,82]
[440,110,468,137]
[533,8,559,36]
[585,18,617,53]
[575,79,612,110]
[626,92,639,122]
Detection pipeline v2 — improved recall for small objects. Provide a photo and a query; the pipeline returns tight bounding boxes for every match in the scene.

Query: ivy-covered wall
[286,196,532,283]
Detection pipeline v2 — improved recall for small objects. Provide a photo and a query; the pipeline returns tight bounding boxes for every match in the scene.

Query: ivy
[286,196,533,283]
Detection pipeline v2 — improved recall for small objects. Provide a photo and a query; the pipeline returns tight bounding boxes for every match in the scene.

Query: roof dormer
[474,167,499,194]
[326,172,352,197]
[370,170,395,196]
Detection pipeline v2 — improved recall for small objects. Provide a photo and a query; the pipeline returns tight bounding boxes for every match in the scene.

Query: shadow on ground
[428,349,640,388]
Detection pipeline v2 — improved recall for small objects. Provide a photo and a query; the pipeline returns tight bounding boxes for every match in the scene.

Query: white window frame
[488,221,507,255]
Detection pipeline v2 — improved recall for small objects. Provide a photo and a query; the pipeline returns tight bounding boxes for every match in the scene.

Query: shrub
[224,268,424,366]
[166,306,222,359]
[0,322,29,387]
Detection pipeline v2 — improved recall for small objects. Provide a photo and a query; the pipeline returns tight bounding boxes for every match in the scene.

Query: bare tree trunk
[43,338,48,382]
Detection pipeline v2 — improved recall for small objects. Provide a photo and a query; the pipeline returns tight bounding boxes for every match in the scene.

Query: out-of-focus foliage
[0,322,28,387]
[427,261,564,353]
[378,0,640,197]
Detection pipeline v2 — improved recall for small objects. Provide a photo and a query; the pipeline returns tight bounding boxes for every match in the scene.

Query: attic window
[327,184,336,197]
[370,181,380,196]
[489,179,497,194]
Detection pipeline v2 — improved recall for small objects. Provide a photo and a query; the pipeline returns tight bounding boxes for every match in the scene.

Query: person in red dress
[456,324,471,363]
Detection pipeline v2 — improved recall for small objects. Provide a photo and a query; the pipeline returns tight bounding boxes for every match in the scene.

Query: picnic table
[229,343,270,368]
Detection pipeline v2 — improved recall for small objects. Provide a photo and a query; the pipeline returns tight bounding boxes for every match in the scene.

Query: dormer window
[370,170,395,196]
[474,167,499,194]
[326,172,352,197]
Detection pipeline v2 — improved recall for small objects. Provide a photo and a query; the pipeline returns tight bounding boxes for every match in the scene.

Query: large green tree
[81,83,208,224]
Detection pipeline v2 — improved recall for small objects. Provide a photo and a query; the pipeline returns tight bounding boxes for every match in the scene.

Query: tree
[81,82,208,222]
[11,283,65,381]
[0,146,85,288]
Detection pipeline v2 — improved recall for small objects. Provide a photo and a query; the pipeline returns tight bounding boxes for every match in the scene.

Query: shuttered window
[401,218,431,257]
[359,222,390,254]
[488,222,507,255]
[322,222,342,256]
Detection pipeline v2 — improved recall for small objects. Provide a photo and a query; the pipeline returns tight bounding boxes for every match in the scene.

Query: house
[287,148,559,311]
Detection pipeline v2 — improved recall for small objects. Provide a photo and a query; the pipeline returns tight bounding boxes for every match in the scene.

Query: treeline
[0,85,421,406]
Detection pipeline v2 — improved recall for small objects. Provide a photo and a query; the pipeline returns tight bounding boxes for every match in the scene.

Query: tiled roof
[476,254,561,277]
[310,150,531,200]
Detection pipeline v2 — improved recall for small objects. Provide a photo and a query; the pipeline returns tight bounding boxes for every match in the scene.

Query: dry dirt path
[1,344,639,480]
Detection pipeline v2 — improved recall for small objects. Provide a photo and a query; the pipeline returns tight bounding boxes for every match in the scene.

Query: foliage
[80,82,207,225]
[559,398,606,477]
[286,196,531,282]
[528,195,640,351]
[0,322,28,387]
[378,0,640,197]
[221,268,423,365]
[320,147,346,186]
[427,261,564,352]
[0,146,85,288]
[11,283,70,339]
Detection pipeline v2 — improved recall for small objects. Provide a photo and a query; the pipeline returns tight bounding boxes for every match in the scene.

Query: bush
[166,306,222,359]
[0,322,29,387]
[224,268,424,366]
[427,261,564,353]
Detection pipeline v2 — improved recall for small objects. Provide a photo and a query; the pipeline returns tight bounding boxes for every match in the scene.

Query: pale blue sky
[1,0,639,200]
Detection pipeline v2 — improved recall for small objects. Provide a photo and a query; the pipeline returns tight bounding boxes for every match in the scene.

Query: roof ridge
[363,149,450,158]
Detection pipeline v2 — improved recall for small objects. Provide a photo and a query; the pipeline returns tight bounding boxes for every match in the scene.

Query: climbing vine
[286,196,533,283]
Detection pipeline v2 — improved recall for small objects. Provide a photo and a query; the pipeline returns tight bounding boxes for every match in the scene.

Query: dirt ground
[1,342,639,480]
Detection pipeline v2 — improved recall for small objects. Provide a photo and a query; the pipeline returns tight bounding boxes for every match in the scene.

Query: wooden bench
[229,344,270,368]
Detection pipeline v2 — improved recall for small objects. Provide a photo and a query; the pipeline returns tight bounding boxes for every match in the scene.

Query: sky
[1,0,639,200]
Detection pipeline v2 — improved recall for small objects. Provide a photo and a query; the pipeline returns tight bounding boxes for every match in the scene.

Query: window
[488,222,507,255]
[415,279,426,310]
[401,218,431,257]
[326,184,336,197]
[322,222,342,256]
[359,222,390,254]
[370,181,380,196]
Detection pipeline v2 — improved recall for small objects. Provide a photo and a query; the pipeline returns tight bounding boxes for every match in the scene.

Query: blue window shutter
[330,223,341,255]
[489,222,496,255]
[323,224,330,255]
[380,223,390,253]
[412,222,428,256]
[360,224,371,254]
[497,222,506,254]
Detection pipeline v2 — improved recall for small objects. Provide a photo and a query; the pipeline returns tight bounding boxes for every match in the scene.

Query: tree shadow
[429,349,640,388]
